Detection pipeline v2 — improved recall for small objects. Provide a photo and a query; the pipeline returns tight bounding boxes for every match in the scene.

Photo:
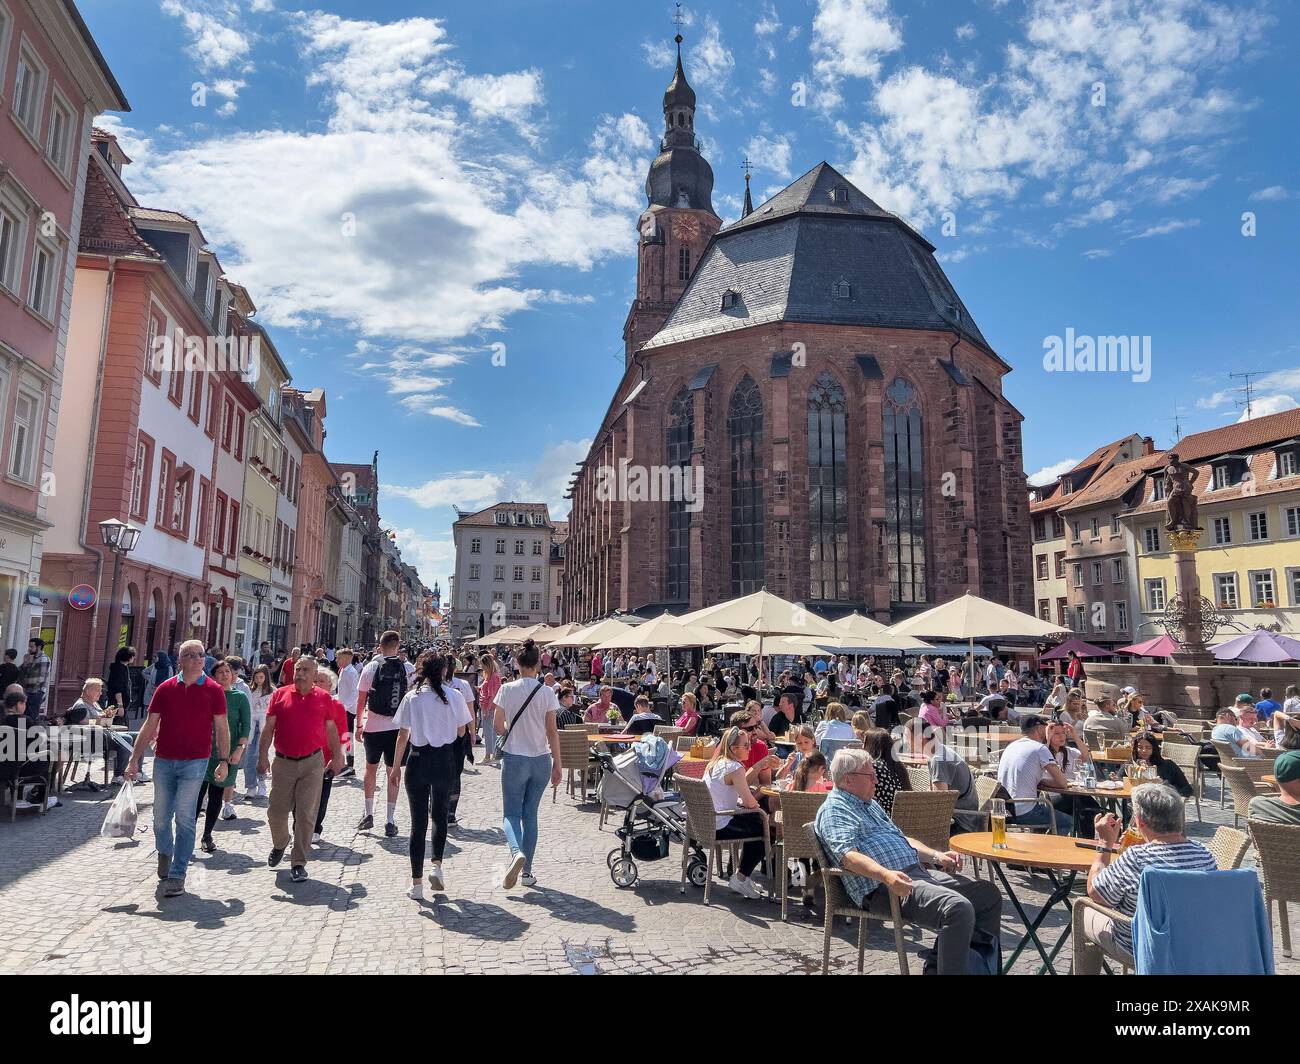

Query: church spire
[644,21,715,214]
[741,157,754,218]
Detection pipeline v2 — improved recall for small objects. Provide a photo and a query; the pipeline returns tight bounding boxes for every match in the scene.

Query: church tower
[623,33,722,365]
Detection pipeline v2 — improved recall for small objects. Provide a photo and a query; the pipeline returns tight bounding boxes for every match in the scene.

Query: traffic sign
[68,584,97,610]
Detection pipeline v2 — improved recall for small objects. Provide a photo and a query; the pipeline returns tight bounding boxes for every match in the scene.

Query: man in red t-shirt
[126,639,230,896]
[259,655,343,881]
[279,646,302,687]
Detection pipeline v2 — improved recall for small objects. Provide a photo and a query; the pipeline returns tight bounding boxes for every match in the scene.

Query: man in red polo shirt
[126,638,230,897]
[279,646,302,687]
[259,655,343,882]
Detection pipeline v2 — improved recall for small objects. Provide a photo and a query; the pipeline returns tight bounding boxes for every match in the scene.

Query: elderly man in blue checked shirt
[814,747,1002,974]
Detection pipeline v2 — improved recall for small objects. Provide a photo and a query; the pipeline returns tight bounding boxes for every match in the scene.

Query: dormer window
[828,185,849,205]
[185,240,197,290]
[833,278,852,299]
[1277,446,1298,478]
[1152,477,1167,502]
[1212,463,1230,489]
[720,288,741,310]
[1061,479,1072,496]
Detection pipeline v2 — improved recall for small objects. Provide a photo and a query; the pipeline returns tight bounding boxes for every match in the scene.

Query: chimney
[1142,436,1155,456]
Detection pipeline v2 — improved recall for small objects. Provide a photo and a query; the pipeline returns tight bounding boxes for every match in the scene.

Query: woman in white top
[242,666,274,800]
[704,726,775,899]
[492,639,561,890]
[392,652,472,900]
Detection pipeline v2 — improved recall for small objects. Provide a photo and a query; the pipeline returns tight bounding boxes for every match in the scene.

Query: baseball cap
[1273,750,1300,785]
[1121,686,1137,696]
[1234,693,1255,705]
[1020,714,1048,732]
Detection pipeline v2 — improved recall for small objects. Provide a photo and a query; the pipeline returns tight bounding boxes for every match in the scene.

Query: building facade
[0,0,126,662]
[563,44,1032,624]
[451,502,555,638]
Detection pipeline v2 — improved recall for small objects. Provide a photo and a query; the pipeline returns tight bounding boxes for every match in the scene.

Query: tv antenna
[1164,403,1188,444]
[1229,371,1264,419]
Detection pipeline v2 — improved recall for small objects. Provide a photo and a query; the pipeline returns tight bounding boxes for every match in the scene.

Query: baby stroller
[596,735,706,889]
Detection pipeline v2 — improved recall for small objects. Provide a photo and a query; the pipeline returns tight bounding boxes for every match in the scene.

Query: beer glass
[990,798,1008,849]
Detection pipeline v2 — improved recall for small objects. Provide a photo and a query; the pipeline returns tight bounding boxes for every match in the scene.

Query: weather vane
[741,156,754,178]
[674,4,685,31]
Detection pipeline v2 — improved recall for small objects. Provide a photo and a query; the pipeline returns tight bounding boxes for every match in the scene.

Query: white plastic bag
[100,781,138,838]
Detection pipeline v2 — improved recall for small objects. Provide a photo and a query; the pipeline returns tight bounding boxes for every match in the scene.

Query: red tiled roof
[1027,434,1142,513]
[454,502,552,528]
[78,157,160,259]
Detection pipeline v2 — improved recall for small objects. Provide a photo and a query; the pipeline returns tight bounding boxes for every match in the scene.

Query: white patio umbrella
[885,592,1066,689]
[710,633,839,657]
[592,612,733,651]
[534,621,583,645]
[546,617,636,648]
[471,625,525,647]
[831,612,890,637]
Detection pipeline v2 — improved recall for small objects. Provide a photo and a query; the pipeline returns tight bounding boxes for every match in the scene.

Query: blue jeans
[1009,802,1073,834]
[500,752,551,869]
[242,717,264,792]
[152,757,208,878]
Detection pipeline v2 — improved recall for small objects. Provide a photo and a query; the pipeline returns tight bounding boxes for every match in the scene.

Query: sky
[79,0,1300,593]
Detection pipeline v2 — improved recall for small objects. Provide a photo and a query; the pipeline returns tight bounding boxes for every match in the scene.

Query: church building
[562,36,1032,623]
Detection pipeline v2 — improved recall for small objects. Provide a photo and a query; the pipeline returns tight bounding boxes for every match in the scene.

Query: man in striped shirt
[1077,783,1216,972]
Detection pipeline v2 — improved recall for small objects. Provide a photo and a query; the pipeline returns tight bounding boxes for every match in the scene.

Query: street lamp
[312,596,324,645]
[98,518,141,677]
[344,603,355,644]
[251,580,270,656]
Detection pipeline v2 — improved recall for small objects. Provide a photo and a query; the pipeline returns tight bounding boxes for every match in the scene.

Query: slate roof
[77,156,160,259]
[642,162,992,354]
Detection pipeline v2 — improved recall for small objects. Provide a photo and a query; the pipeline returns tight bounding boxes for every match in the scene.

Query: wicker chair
[1247,819,1300,958]
[1163,741,1204,822]
[557,729,599,803]
[905,765,932,792]
[890,789,960,852]
[805,823,910,975]
[774,790,829,921]
[1240,759,1281,787]
[1071,896,1134,974]
[0,726,53,820]
[654,726,684,743]
[1082,730,1107,753]
[897,712,913,727]
[1221,765,1267,828]
[1206,825,1251,870]
[675,736,698,752]
[675,775,769,905]
[1173,717,1209,736]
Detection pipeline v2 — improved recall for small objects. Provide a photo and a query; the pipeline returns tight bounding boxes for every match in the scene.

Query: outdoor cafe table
[1041,777,1138,835]
[589,734,638,746]
[949,831,1097,975]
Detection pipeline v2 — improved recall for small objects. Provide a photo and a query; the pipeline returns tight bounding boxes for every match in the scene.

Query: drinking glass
[990,799,1008,849]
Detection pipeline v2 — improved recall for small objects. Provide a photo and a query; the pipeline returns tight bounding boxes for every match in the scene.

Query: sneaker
[135,774,150,784]
[157,853,171,881]
[290,865,308,883]
[200,836,216,854]
[407,883,424,901]
[384,821,399,838]
[501,853,525,890]
[356,814,374,831]
[267,847,285,868]
[312,832,322,844]
[520,871,537,888]
[447,813,458,826]
[162,877,185,897]
[339,766,355,779]
[221,802,236,821]
[427,863,445,893]
[111,775,125,785]
[256,784,269,798]
[728,873,763,900]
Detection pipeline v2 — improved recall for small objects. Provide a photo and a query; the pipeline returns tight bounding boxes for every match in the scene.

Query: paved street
[2,751,1294,976]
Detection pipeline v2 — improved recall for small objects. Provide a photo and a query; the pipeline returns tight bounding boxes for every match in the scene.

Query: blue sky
[79,0,1300,591]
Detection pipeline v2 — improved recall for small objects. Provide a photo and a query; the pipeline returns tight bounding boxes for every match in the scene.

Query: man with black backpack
[355,630,409,837]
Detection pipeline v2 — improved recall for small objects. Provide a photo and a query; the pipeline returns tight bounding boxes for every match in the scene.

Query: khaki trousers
[268,751,324,867]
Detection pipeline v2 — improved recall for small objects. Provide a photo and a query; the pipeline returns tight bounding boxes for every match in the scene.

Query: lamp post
[251,580,270,656]
[344,603,355,644]
[312,596,324,646]
[98,518,141,678]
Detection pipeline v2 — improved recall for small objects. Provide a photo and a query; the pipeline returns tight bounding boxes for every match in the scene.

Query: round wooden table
[950,831,1095,974]
[1263,775,1277,786]
[589,734,638,744]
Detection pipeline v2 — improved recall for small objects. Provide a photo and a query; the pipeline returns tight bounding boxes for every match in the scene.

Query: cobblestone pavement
[2,750,1294,975]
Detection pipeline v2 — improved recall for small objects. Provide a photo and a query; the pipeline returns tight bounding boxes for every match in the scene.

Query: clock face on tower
[672,215,702,242]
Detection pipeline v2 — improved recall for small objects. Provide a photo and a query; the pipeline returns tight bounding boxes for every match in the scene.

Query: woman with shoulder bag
[392,652,472,900]
[492,639,561,890]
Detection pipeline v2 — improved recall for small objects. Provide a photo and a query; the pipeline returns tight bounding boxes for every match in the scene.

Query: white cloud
[1197,368,1300,410]
[812,0,903,84]
[1237,395,1298,421]
[388,526,457,588]
[744,133,793,179]
[834,0,1268,230]
[955,23,976,40]
[1081,248,1112,259]
[1028,459,1078,486]
[1249,185,1292,202]
[452,70,543,134]
[1130,217,1199,239]
[111,13,653,357]
[161,0,252,72]
[689,17,736,96]
[755,4,782,36]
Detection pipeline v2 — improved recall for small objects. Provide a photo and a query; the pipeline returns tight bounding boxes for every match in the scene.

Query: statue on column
[1162,453,1200,532]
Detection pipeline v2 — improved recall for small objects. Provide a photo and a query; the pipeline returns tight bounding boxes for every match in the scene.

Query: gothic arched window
[666,388,693,602]
[883,377,926,604]
[808,372,848,601]
[678,245,691,281]
[728,375,764,595]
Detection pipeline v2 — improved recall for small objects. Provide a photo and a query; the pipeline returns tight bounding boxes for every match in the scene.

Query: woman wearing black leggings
[197,660,250,854]
[390,652,472,901]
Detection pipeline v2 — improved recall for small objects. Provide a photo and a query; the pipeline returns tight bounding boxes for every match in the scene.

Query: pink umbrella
[1116,635,1181,657]
[1040,637,1111,661]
